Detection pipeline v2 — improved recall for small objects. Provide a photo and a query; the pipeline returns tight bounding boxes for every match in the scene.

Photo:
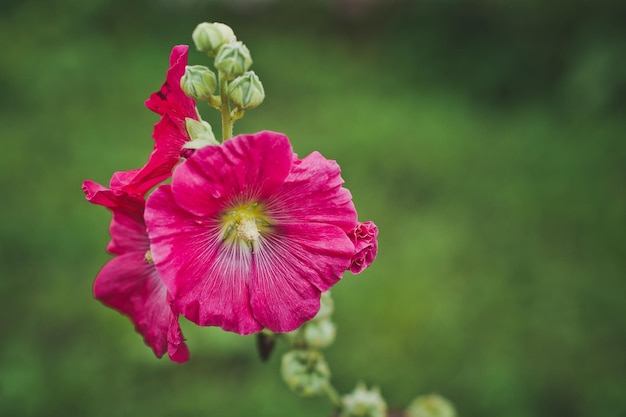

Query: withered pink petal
[348,221,379,274]
[84,179,189,362]
[145,45,197,118]
[82,179,146,255]
[113,115,188,196]
[167,314,190,363]
[117,46,199,197]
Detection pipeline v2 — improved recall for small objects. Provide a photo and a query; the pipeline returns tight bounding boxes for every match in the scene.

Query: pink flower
[82,179,189,362]
[115,45,200,196]
[144,131,359,334]
[347,221,379,274]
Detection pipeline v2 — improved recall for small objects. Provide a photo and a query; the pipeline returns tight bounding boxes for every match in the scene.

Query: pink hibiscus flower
[144,131,363,334]
[116,45,200,196]
[82,179,189,362]
[347,221,379,274]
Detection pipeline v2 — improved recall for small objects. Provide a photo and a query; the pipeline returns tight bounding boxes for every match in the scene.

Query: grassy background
[1,1,625,416]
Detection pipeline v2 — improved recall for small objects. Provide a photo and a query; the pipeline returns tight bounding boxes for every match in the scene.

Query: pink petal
[272,151,357,233]
[113,115,189,196]
[115,46,199,197]
[168,314,190,363]
[145,45,197,118]
[82,179,146,255]
[84,179,189,362]
[94,252,188,360]
[171,131,294,217]
[249,223,354,332]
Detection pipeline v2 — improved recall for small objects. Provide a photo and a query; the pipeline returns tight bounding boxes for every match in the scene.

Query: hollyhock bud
[406,394,456,417]
[227,71,265,110]
[284,318,336,350]
[302,319,336,349]
[215,41,252,79]
[284,292,336,349]
[281,350,331,397]
[180,65,217,101]
[341,383,387,417]
[192,22,236,56]
[316,291,335,321]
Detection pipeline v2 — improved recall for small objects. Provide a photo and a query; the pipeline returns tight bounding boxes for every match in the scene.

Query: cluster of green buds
[279,292,342,408]
[281,350,332,397]
[181,22,265,141]
[180,24,458,417]
[278,291,458,417]
[340,383,387,417]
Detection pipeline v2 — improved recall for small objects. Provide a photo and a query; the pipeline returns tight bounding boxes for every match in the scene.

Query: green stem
[323,382,343,412]
[219,72,233,141]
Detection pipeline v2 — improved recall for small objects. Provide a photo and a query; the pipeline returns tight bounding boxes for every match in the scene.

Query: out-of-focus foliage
[1,1,624,417]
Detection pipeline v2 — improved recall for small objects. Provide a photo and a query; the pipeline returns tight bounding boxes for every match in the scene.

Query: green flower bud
[302,319,336,349]
[215,41,252,79]
[283,318,336,350]
[406,394,456,417]
[227,71,265,110]
[341,383,388,417]
[180,65,217,101]
[315,291,334,321]
[192,22,236,57]
[281,350,331,397]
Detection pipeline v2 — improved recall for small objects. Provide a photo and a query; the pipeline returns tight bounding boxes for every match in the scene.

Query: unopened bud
[316,291,334,321]
[406,394,456,417]
[215,41,252,79]
[284,318,336,350]
[180,65,217,101]
[227,71,265,110]
[341,383,387,417]
[192,22,236,56]
[302,319,336,349]
[281,350,331,397]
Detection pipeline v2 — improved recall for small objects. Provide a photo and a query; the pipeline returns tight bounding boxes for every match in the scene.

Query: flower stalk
[219,71,233,141]
[78,19,451,417]
[324,382,343,412]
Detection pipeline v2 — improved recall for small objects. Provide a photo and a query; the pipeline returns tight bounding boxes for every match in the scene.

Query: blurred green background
[1,0,625,416]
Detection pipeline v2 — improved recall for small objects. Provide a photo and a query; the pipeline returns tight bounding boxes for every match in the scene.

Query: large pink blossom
[144,131,361,334]
[115,45,199,196]
[82,179,189,362]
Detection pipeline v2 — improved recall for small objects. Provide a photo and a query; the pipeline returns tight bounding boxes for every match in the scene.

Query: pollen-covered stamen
[220,202,272,248]
[144,250,155,264]
[237,217,260,242]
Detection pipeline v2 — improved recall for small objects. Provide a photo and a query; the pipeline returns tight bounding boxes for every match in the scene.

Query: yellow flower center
[220,202,272,247]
